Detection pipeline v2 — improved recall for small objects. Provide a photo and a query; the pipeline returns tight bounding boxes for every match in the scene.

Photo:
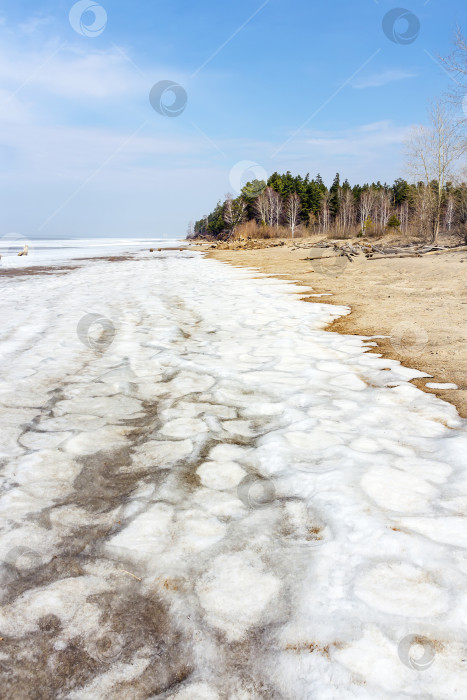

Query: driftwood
[366,244,467,260]
[366,253,423,260]
[302,254,339,261]
[298,240,467,264]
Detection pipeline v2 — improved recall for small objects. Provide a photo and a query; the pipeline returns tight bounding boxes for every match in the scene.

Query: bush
[362,217,375,236]
[386,214,401,232]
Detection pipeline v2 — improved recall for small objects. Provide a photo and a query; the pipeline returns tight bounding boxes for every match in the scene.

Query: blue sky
[0,0,464,238]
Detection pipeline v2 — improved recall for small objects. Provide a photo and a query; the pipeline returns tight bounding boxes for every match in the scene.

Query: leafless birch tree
[398,201,409,234]
[439,26,467,111]
[405,102,466,242]
[376,191,391,233]
[254,192,269,225]
[224,195,246,237]
[359,189,377,234]
[285,192,301,237]
[444,193,456,231]
[271,189,282,228]
[338,188,355,235]
[319,191,331,233]
[265,187,276,227]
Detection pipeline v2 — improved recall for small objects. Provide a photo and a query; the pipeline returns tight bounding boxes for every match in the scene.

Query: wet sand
[0,265,78,278]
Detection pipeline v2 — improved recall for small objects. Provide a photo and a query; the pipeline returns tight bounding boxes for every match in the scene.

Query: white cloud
[18,16,53,35]
[0,28,210,236]
[0,44,145,100]
[352,69,418,89]
[302,120,412,157]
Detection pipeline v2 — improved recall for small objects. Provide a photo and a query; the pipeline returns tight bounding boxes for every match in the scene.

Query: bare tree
[439,26,467,110]
[444,193,456,232]
[255,191,269,225]
[398,201,409,235]
[359,189,377,234]
[376,190,391,233]
[412,184,435,240]
[338,188,355,235]
[224,195,246,237]
[271,189,282,229]
[285,192,301,237]
[405,102,466,242]
[319,191,331,233]
[265,187,276,227]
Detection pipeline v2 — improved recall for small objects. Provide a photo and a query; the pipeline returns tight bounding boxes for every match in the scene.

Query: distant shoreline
[0,240,187,272]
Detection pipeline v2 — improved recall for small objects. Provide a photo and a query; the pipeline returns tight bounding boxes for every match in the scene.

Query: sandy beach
[201,239,467,418]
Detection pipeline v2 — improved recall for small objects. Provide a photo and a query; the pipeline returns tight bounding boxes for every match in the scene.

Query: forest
[191,172,467,243]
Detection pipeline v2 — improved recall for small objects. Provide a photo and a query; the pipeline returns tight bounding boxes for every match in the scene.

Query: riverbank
[196,238,467,417]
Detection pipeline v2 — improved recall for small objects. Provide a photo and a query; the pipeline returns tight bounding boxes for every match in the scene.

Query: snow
[0,236,179,268]
[426,382,459,390]
[0,245,466,698]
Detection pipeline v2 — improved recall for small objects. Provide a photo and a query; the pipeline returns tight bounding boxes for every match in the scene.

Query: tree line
[190,170,467,243]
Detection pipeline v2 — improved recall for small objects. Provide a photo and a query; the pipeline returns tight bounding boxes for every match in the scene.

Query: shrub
[386,214,401,232]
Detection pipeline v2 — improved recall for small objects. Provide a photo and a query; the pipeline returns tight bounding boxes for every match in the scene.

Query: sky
[0,0,464,239]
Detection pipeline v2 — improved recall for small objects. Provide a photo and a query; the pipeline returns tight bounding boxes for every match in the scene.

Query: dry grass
[229,220,445,245]
[232,221,294,240]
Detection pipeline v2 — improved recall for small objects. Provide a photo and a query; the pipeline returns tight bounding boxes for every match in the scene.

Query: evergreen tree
[329,173,340,217]
[392,178,410,206]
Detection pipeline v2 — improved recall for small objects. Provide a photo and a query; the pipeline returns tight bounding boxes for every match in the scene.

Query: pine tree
[392,178,410,206]
[329,173,340,218]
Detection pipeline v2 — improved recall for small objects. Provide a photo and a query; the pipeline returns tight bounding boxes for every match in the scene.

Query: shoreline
[196,239,467,418]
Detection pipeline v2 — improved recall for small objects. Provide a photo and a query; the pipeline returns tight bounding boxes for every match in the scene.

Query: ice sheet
[0,248,466,698]
[0,236,181,268]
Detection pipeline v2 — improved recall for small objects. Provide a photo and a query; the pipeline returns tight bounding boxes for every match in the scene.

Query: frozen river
[0,248,466,698]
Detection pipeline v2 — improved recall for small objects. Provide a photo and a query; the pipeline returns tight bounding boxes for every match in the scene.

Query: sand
[195,238,467,418]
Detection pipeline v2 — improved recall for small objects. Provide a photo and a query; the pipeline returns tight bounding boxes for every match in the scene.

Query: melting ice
[0,249,466,698]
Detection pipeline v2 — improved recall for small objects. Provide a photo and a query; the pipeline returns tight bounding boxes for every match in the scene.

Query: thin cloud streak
[352,69,418,89]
